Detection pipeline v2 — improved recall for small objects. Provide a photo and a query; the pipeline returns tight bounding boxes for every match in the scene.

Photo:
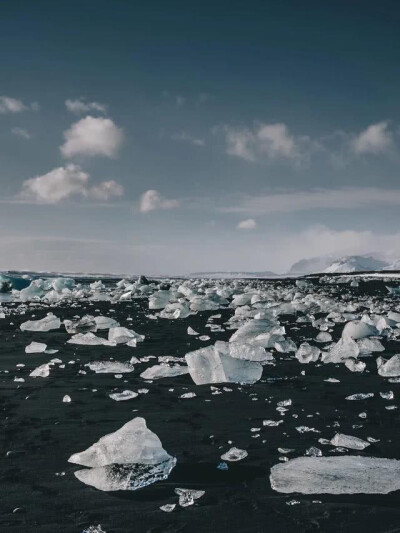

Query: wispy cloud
[0,96,38,114]
[11,127,31,139]
[351,121,393,155]
[171,131,204,146]
[237,218,257,230]
[65,98,106,114]
[218,122,319,164]
[139,190,180,213]
[221,187,400,214]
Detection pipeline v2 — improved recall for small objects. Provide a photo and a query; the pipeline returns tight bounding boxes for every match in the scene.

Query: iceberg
[330,433,370,450]
[64,315,97,334]
[25,341,47,354]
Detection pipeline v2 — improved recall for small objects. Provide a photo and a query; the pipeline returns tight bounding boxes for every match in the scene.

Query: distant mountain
[288,256,336,275]
[189,270,278,279]
[324,255,389,273]
[384,259,400,271]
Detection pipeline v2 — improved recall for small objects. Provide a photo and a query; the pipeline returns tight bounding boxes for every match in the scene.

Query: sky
[1,0,400,275]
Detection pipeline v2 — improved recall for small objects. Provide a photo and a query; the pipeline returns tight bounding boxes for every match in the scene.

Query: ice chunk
[322,338,359,364]
[295,343,320,364]
[220,447,248,462]
[64,315,97,334]
[140,364,189,380]
[187,326,199,336]
[20,312,60,332]
[215,340,274,362]
[330,433,370,450]
[175,488,205,507]
[74,457,176,492]
[342,320,378,340]
[68,332,115,346]
[108,327,145,344]
[68,417,172,467]
[229,319,277,345]
[160,504,176,512]
[185,345,262,385]
[29,363,50,378]
[274,339,297,353]
[63,395,72,403]
[109,390,138,401]
[345,358,366,373]
[315,332,332,343]
[357,338,385,354]
[94,316,120,330]
[25,341,47,354]
[346,392,374,400]
[377,355,400,377]
[270,456,400,494]
[86,361,134,374]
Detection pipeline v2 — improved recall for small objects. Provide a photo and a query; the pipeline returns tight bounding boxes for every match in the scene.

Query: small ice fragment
[63,395,72,403]
[25,341,47,354]
[29,363,50,378]
[175,488,205,507]
[220,447,248,462]
[330,433,370,450]
[345,393,374,400]
[180,392,196,399]
[187,327,199,335]
[160,504,176,512]
[109,390,138,401]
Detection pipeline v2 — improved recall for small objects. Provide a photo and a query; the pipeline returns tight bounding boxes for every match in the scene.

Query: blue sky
[1,0,400,274]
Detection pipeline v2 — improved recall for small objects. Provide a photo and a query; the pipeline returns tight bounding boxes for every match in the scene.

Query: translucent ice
[270,456,400,494]
[68,332,115,346]
[220,447,248,462]
[185,345,262,385]
[85,361,134,374]
[377,354,400,377]
[25,341,47,354]
[20,312,60,332]
[175,488,205,507]
[108,327,145,344]
[29,363,50,378]
[68,417,172,467]
[330,433,370,450]
[295,343,320,364]
[140,364,189,380]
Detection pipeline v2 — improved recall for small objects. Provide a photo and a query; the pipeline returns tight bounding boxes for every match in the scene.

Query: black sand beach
[1,277,400,533]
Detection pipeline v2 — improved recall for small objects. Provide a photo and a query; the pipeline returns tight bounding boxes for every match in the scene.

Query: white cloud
[0,96,26,113]
[221,122,315,163]
[11,127,31,139]
[60,116,123,158]
[352,121,393,155]
[20,164,124,204]
[89,180,124,200]
[237,218,257,230]
[171,131,204,146]
[139,190,179,213]
[221,187,400,214]
[65,98,106,114]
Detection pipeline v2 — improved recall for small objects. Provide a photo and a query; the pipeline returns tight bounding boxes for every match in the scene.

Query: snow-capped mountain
[323,255,389,273]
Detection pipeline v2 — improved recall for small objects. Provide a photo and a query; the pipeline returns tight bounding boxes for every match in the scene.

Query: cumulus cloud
[0,96,27,113]
[11,127,31,139]
[221,122,316,164]
[60,116,123,158]
[65,98,106,114]
[352,121,393,155]
[171,131,204,146]
[139,190,179,213]
[20,164,124,204]
[237,218,257,230]
[221,187,400,214]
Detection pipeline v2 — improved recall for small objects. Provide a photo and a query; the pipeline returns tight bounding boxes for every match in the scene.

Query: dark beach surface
[1,277,400,533]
